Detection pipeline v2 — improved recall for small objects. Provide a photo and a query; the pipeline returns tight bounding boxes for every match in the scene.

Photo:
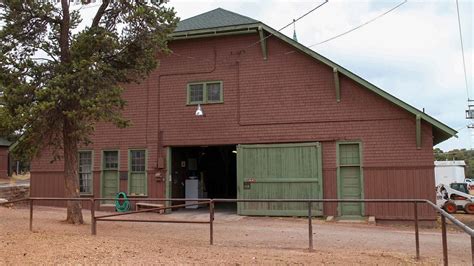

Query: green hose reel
[115,192,130,212]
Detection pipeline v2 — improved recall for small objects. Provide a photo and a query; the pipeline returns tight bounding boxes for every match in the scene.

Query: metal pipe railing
[1,197,473,266]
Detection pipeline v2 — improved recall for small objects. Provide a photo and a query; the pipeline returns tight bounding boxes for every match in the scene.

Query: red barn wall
[31,33,437,219]
[0,147,8,178]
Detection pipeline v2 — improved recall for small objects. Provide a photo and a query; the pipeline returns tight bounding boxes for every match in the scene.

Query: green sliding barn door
[237,143,323,216]
[101,151,119,204]
[338,143,363,218]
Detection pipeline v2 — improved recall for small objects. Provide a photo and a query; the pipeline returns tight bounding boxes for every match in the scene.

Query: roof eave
[171,23,261,40]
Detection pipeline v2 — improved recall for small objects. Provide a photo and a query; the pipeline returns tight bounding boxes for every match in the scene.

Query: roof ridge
[213,7,258,23]
[175,7,258,33]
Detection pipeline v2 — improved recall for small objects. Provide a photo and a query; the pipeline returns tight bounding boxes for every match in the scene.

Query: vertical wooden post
[258,26,267,60]
[471,236,474,266]
[308,201,313,251]
[441,215,448,266]
[91,198,96,235]
[210,200,214,245]
[471,236,474,265]
[29,199,33,232]
[333,67,340,102]
[414,202,420,260]
[416,115,422,149]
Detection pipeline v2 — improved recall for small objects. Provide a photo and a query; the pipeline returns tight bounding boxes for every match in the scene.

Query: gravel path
[0,206,471,265]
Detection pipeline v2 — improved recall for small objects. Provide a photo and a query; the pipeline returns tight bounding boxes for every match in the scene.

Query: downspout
[236,60,241,125]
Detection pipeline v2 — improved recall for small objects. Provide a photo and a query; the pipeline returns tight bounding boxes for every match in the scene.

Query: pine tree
[0,0,178,224]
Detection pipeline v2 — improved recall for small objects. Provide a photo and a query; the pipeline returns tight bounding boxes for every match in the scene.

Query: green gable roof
[175,8,258,32]
[171,8,457,145]
[0,137,11,147]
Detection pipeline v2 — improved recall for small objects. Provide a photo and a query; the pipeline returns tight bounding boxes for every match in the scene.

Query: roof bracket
[258,26,267,60]
[333,67,340,102]
[416,115,422,149]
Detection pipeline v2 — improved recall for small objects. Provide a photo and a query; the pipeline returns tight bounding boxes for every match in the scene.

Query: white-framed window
[129,150,147,196]
[78,151,93,194]
[187,81,223,104]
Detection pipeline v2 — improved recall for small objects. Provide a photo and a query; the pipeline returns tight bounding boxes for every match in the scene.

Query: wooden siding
[29,33,439,219]
[364,167,436,219]
[237,143,322,216]
[0,147,8,178]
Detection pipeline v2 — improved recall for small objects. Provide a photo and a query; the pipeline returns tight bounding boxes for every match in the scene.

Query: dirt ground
[0,206,472,265]
[453,213,474,229]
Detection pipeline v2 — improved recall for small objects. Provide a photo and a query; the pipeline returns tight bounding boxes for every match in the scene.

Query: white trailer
[434,160,466,186]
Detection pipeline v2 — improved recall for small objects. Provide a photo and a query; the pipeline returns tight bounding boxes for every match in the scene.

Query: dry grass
[11,172,30,181]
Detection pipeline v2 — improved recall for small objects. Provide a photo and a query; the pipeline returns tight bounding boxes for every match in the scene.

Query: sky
[8,0,474,151]
[163,0,473,152]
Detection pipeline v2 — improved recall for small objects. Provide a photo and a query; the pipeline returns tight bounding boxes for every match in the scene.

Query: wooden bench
[136,202,165,214]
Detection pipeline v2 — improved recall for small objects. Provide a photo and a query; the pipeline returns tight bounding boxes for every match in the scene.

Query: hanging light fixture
[195,104,204,116]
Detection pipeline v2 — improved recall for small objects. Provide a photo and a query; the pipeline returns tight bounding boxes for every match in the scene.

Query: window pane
[207,83,221,102]
[189,84,204,103]
[339,144,360,165]
[130,173,146,195]
[79,152,92,173]
[78,151,92,194]
[104,151,118,169]
[130,150,146,195]
[80,173,92,194]
[131,150,146,172]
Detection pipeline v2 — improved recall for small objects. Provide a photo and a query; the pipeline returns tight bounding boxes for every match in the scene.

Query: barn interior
[171,145,237,210]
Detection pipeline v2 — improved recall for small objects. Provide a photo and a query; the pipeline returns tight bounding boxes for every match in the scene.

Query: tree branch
[91,0,111,28]
[38,47,59,63]
[32,57,56,63]
[13,2,62,25]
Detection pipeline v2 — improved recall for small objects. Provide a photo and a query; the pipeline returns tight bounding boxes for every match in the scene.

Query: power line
[457,125,469,131]
[456,0,470,101]
[242,0,328,50]
[171,1,329,64]
[307,0,407,47]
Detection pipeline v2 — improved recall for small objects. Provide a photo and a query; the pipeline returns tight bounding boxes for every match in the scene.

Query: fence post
[441,215,448,266]
[91,198,96,235]
[471,235,473,266]
[210,200,214,245]
[308,201,313,251]
[414,202,420,260]
[29,199,33,232]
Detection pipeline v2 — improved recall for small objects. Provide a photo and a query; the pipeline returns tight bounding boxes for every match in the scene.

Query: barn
[30,8,457,220]
[0,138,11,178]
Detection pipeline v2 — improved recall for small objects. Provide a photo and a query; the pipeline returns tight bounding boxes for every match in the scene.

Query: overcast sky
[42,0,474,151]
[159,0,472,152]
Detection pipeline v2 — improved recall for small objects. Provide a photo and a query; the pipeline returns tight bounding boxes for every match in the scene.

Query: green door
[338,143,363,217]
[237,143,323,216]
[101,151,119,204]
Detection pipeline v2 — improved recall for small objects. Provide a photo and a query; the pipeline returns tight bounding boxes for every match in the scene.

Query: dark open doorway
[170,145,237,211]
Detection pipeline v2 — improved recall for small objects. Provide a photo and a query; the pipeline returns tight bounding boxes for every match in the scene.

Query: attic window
[187,81,223,104]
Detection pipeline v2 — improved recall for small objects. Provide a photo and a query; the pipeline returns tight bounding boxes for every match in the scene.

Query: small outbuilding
[0,138,11,178]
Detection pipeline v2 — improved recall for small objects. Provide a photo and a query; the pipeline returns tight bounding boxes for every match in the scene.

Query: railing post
[91,198,96,235]
[414,202,420,260]
[441,215,448,266]
[308,201,313,251]
[29,199,33,232]
[471,236,474,266]
[210,200,214,245]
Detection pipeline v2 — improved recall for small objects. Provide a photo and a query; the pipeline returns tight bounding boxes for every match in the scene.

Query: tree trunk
[63,118,84,224]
